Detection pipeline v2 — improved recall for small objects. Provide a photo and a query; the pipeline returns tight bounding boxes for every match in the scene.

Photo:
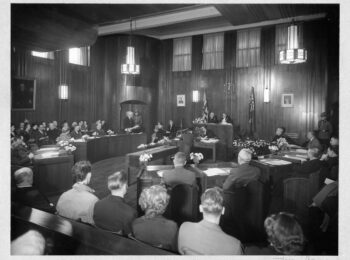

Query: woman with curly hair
[245,212,305,255]
[132,185,178,251]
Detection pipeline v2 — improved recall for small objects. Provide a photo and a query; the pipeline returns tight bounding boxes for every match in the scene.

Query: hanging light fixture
[58,52,69,100]
[192,90,200,103]
[263,87,270,103]
[279,22,307,64]
[121,19,140,74]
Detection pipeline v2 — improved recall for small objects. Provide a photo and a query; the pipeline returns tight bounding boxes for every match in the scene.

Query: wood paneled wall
[11,35,160,138]
[157,19,338,142]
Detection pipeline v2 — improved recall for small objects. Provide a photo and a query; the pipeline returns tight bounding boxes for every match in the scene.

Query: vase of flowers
[139,153,153,168]
[190,152,204,167]
[276,137,289,151]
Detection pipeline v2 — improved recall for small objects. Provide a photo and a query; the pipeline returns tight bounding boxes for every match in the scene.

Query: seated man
[178,187,242,255]
[70,125,83,139]
[46,122,61,144]
[13,167,55,213]
[306,130,323,151]
[223,149,261,190]
[35,124,48,146]
[151,125,166,143]
[92,123,106,136]
[199,126,216,139]
[56,161,98,225]
[320,145,338,181]
[220,113,233,124]
[162,152,196,187]
[271,126,295,144]
[93,171,137,235]
[11,137,34,166]
[330,135,339,146]
[293,148,322,176]
[166,120,177,139]
[123,111,135,133]
[208,112,219,124]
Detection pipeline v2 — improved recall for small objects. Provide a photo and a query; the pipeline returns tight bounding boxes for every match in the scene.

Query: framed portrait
[177,94,185,107]
[281,94,294,108]
[11,77,36,110]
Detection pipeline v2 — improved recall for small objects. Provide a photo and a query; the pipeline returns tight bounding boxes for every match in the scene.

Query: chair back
[180,134,193,156]
[309,170,321,199]
[164,184,199,226]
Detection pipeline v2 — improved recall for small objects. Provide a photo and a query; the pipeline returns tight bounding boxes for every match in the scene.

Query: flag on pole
[249,86,256,134]
[202,90,209,122]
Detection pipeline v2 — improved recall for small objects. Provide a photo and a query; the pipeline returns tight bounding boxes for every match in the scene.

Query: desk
[193,140,218,162]
[193,123,233,161]
[33,151,74,197]
[73,133,147,163]
[125,145,179,185]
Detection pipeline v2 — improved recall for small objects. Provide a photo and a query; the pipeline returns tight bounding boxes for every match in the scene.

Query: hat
[320,112,327,117]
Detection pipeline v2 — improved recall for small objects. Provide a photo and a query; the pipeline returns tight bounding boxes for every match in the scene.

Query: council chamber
[9,3,340,257]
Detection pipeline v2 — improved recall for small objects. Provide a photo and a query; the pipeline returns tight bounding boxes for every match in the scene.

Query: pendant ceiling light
[279,23,307,64]
[121,19,140,75]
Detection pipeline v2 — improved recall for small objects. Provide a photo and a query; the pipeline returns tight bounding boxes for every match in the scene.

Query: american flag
[249,87,255,134]
[202,90,209,122]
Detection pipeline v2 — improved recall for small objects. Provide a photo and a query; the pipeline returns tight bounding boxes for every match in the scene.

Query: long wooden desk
[73,133,147,163]
[33,150,74,197]
[12,206,175,255]
[193,123,233,161]
[193,140,218,162]
[125,145,179,185]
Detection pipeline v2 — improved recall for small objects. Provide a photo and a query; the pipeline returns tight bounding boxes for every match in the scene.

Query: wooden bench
[11,205,176,255]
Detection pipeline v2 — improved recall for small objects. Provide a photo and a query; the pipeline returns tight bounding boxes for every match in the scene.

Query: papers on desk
[200,138,219,143]
[324,178,335,185]
[288,144,302,149]
[38,151,60,158]
[73,139,85,142]
[295,149,307,154]
[283,154,307,162]
[38,147,59,151]
[203,168,230,177]
[259,159,292,166]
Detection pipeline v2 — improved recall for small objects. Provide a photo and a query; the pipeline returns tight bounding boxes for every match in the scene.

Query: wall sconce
[263,87,270,103]
[192,90,199,103]
[58,84,69,100]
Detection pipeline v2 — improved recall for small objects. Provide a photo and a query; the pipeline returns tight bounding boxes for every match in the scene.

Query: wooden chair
[164,184,199,226]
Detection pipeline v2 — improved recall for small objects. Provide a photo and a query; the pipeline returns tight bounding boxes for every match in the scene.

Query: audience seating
[220,180,269,243]
[164,184,200,226]
[12,205,175,255]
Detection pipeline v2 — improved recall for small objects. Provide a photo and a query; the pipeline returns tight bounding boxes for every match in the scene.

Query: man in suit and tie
[223,149,261,190]
[293,148,322,176]
[162,152,196,187]
[123,111,135,133]
[306,131,323,151]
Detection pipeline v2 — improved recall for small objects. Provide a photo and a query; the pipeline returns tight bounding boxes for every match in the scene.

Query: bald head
[238,149,253,165]
[14,167,33,187]
[173,152,187,167]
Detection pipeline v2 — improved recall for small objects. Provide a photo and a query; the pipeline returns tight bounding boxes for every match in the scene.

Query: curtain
[173,37,192,71]
[202,33,224,70]
[236,28,261,68]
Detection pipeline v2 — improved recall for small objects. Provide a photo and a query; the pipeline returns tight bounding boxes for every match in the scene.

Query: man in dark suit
[13,167,55,213]
[306,131,323,151]
[271,126,295,144]
[92,123,106,136]
[223,149,261,190]
[162,152,196,187]
[123,111,135,133]
[70,125,83,139]
[35,124,48,146]
[293,148,322,176]
[93,171,137,235]
[47,122,61,144]
[11,137,34,166]
[166,120,178,139]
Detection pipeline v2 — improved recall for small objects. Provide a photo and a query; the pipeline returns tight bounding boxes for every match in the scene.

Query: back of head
[173,152,186,167]
[329,145,339,157]
[11,230,46,255]
[139,185,169,217]
[72,161,91,183]
[200,187,223,216]
[264,212,305,255]
[14,167,33,187]
[107,171,127,192]
[238,148,252,165]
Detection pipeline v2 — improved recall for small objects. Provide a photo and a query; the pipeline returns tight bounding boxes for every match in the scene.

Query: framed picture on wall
[11,77,36,111]
[177,94,186,107]
[281,93,294,108]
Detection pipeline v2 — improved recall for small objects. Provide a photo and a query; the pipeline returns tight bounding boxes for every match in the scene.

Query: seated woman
[220,113,233,124]
[92,123,106,136]
[207,112,218,123]
[166,120,177,139]
[132,185,178,251]
[245,212,305,255]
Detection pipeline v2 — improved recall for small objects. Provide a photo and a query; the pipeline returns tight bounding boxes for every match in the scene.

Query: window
[31,51,54,59]
[202,33,224,70]
[69,46,90,66]
[236,28,261,68]
[173,37,192,72]
[275,24,304,64]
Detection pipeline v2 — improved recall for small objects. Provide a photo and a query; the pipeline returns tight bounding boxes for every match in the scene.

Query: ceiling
[11,3,339,52]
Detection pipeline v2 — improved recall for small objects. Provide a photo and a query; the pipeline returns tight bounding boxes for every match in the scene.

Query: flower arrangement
[192,117,207,124]
[233,139,271,157]
[107,129,115,135]
[58,140,70,147]
[190,152,204,165]
[268,145,279,153]
[137,144,148,149]
[64,144,77,152]
[139,153,153,166]
[276,137,289,151]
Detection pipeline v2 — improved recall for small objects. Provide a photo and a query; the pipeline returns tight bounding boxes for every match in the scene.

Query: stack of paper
[259,159,292,166]
[203,168,230,177]
[284,155,307,162]
[296,149,308,154]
